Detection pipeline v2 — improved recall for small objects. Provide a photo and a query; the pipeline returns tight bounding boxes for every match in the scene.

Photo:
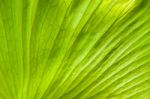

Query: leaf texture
[0,0,150,99]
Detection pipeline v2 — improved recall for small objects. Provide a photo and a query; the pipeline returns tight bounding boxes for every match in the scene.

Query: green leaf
[0,0,150,99]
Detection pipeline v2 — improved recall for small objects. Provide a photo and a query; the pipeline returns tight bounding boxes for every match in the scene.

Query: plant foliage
[0,0,150,99]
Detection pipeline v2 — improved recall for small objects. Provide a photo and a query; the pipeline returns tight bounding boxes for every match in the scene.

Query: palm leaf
[0,0,150,99]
